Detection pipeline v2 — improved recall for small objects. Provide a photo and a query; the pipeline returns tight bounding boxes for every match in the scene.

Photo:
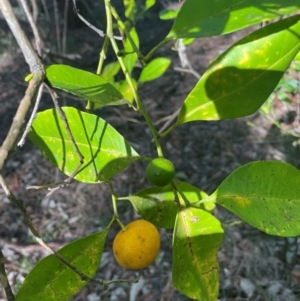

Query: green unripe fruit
[146,158,175,186]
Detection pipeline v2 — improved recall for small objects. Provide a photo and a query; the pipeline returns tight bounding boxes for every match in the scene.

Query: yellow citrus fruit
[146,158,175,186]
[113,220,160,270]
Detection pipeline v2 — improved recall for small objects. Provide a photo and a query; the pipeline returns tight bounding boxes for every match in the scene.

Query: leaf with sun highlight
[172,207,224,300]
[175,15,300,125]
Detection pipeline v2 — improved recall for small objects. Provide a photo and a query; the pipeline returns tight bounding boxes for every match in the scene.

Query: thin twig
[0,181,131,289]
[29,0,38,22]
[175,39,201,79]
[62,0,69,54]
[1,178,107,288]
[174,66,201,78]
[72,0,122,40]
[0,174,39,238]
[44,48,82,61]
[157,107,181,134]
[17,83,44,147]
[72,0,104,37]
[0,248,15,301]
[45,84,84,183]
[53,0,62,53]
[0,0,43,73]
[109,5,145,64]
[19,0,43,57]
[41,0,50,21]
[0,174,101,284]
[105,272,141,285]
[27,181,66,190]
[0,77,44,170]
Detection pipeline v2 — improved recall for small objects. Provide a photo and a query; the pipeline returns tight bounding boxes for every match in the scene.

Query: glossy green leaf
[159,8,180,20]
[214,161,300,236]
[116,79,137,103]
[294,50,300,61]
[124,0,135,20]
[123,28,139,75]
[175,15,300,125]
[172,207,224,300]
[167,0,300,39]
[101,62,120,82]
[139,57,171,82]
[183,37,195,46]
[128,181,213,229]
[15,229,108,301]
[145,0,156,10]
[28,107,140,183]
[45,65,127,106]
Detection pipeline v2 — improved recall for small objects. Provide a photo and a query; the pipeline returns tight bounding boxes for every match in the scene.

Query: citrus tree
[1,0,300,300]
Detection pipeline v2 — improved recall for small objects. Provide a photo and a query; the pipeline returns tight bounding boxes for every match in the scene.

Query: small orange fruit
[146,158,175,186]
[113,220,160,270]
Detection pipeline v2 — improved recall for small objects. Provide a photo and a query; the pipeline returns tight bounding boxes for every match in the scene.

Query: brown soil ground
[1,1,300,301]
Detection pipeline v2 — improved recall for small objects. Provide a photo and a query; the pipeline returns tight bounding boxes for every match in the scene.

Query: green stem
[97,35,110,75]
[117,196,130,201]
[86,101,94,111]
[107,181,126,230]
[223,220,243,227]
[0,248,14,301]
[172,180,189,207]
[104,2,135,108]
[144,38,171,62]
[105,272,141,285]
[87,17,111,111]
[109,5,145,66]
[106,216,117,229]
[137,94,164,157]
[160,122,178,138]
[105,2,163,157]
[191,195,217,207]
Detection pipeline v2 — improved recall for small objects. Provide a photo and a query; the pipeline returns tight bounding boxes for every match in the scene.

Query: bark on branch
[0,0,45,171]
[0,1,44,299]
